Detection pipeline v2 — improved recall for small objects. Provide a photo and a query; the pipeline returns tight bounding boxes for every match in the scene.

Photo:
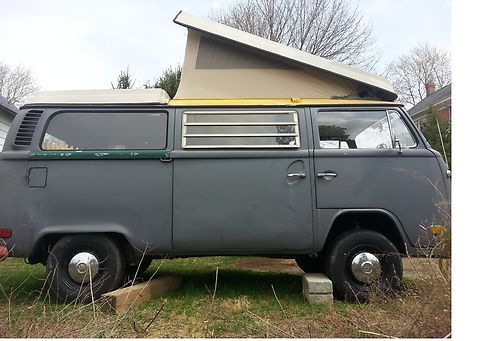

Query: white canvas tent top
[173,11,397,102]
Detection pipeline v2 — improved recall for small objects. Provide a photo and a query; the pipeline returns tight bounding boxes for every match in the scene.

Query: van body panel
[0,101,450,262]
[171,107,314,253]
[172,156,313,252]
[0,157,174,257]
[313,150,446,244]
[25,159,173,254]
[1,107,175,258]
[0,160,31,257]
[310,107,447,247]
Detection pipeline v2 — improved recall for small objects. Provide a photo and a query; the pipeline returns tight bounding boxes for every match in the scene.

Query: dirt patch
[230,256,445,280]
[402,257,448,280]
[230,257,303,275]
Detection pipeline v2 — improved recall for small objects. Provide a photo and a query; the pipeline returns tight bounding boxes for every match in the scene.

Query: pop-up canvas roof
[173,11,397,101]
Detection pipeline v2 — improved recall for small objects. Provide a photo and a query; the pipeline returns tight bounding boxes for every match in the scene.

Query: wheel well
[322,212,407,254]
[28,232,134,265]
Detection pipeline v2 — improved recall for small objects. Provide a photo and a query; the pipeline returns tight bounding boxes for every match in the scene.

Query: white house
[0,95,19,151]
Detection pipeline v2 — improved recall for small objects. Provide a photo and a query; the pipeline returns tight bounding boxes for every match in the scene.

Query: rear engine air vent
[14,110,43,146]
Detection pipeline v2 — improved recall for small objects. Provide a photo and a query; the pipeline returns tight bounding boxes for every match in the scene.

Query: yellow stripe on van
[167,98,400,107]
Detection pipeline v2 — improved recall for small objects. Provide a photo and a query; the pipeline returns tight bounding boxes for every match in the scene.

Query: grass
[0,255,451,338]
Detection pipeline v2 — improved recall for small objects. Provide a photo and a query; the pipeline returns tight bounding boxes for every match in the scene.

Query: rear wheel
[46,234,126,303]
[128,256,153,278]
[324,229,402,302]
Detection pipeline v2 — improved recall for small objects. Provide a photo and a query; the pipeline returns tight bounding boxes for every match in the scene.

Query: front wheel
[46,234,126,303]
[324,230,402,302]
[295,255,324,273]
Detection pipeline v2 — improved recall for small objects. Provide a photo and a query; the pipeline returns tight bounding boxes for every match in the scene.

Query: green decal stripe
[30,150,170,160]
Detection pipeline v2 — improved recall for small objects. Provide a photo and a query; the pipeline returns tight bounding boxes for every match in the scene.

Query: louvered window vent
[14,110,43,146]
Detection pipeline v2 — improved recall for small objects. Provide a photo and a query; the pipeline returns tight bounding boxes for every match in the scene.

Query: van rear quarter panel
[1,106,174,258]
[0,159,31,257]
[24,159,172,255]
[0,157,173,258]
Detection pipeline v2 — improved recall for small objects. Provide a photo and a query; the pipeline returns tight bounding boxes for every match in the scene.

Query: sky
[0,0,451,92]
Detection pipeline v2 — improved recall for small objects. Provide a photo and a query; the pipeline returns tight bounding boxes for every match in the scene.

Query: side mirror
[393,139,402,153]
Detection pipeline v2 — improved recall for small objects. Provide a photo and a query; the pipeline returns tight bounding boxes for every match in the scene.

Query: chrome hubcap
[68,252,99,284]
[351,252,381,283]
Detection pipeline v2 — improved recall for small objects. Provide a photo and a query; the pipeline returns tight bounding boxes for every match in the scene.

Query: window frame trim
[385,109,418,149]
[181,110,301,149]
[39,109,169,152]
[314,108,419,151]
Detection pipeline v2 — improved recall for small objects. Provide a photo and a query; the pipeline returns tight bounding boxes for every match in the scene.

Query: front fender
[316,208,416,255]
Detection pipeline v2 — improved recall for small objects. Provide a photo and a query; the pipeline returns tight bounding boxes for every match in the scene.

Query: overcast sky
[0,0,450,92]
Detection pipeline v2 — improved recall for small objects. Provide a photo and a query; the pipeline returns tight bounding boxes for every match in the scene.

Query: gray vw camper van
[0,89,450,302]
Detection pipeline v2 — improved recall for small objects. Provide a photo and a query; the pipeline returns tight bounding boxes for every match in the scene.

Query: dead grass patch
[219,295,252,312]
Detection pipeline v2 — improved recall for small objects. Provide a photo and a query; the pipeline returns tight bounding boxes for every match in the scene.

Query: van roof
[26,89,170,105]
[168,98,401,107]
[23,89,401,108]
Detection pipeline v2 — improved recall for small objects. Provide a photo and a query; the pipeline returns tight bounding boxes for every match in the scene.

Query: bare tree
[211,0,379,70]
[385,43,451,107]
[0,62,39,106]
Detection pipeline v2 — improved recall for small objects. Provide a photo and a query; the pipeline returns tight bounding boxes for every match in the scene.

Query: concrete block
[304,292,333,304]
[302,273,333,294]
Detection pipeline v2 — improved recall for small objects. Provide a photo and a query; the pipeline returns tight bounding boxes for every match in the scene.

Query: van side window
[317,111,393,149]
[182,110,300,148]
[42,112,168,150]
[387,110,417,148]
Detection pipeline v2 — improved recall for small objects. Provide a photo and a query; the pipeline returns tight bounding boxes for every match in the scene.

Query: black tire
[128,256,153,278]
[295,255,324,273]
[324,229,402,302]
[46,234,126,303]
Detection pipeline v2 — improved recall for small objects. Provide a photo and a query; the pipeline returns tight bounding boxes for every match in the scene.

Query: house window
[182,110,300,148]
[42,111,168,150]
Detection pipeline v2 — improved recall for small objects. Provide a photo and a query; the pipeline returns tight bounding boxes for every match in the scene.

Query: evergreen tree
[111,66,135,89]
[420,106,451,168]
[151,65,182,98]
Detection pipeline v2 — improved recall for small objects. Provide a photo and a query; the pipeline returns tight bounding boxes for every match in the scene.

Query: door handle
[287,172,306,179]
[317,172,337,178]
